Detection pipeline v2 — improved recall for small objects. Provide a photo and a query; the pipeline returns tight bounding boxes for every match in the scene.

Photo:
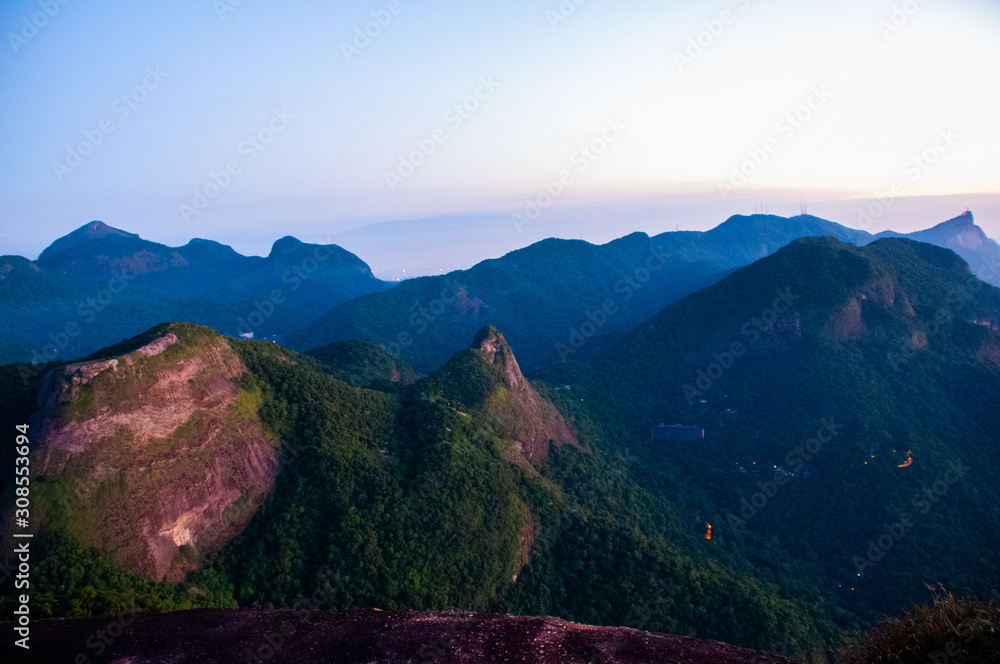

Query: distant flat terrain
[23,609,793,663]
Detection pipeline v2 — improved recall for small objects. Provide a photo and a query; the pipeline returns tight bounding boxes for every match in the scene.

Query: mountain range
[2,212,1000,662]
[3,212,998,375]
[291,210,1000,372]
[1,320,832,657]
[0,220,389,364]
[547,235,1000,619]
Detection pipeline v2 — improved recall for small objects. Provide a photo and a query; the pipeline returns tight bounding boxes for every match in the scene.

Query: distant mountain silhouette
[290,212,1000,372]
[4,212,997,371]
[0,221,389,363]
[287,231,725,372]
[874,211,1000,284]
[37,220,189,279]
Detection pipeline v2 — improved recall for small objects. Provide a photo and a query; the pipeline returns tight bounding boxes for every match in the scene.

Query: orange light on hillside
[898,450,914,468]
[705,523,712,540]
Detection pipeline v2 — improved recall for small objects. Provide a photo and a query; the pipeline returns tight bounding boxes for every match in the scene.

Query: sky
[1,0,999,275]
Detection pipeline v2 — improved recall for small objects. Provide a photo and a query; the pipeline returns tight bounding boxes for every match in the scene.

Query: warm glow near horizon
[1,0,998,261]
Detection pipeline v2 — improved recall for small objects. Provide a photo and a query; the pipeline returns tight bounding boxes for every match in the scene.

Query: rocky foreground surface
[22,609,794,663]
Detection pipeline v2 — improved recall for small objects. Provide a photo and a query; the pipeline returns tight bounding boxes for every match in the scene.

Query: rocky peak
[73,220,136,242]
[943,211,986,249]
[462,326,575,462]
[29,323,277,581]
[915,210,987,251]
[473,325,524,388]
[37,220,187,278]
[177,238,244,263]
[37,221,138,257]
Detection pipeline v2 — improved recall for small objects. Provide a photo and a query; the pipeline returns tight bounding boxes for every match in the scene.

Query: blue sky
[2,0,999,270]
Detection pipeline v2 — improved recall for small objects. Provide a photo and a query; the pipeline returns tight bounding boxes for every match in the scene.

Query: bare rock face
[473,326,576,462]
[30,323,278,581]
[824,275,896,343]
[29,609,798,664]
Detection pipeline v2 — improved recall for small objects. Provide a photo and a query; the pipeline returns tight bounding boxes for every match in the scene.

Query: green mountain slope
[547,236,1000,625]
[1,322,841,660]
[304,338,419,392]
[287,232,724,372]
[7,236,998,660]
[289,212,1000,374]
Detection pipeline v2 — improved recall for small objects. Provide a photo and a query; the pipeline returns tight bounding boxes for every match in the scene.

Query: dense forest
[3,236,1000,662]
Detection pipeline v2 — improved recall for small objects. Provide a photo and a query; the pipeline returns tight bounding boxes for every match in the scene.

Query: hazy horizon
[7,191,998,281]
[2,0,998,275]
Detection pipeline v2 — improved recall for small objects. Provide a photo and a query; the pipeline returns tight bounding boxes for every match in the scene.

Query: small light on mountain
[897,450,914,468]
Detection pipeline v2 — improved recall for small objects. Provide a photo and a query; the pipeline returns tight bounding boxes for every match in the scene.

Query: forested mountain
[545,235,1000,622]
[5,213,997,376]
[304,339,420,392]
[0,221,389,364]
[287,231,725,372]
[3,220,1000,663]
[1,322,839,661]
[289,212,1000,373]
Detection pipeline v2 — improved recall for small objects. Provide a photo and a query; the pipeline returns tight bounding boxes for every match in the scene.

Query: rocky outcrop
[473,326,576,462]
[30,323,278,581]
[29,609,797,664]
